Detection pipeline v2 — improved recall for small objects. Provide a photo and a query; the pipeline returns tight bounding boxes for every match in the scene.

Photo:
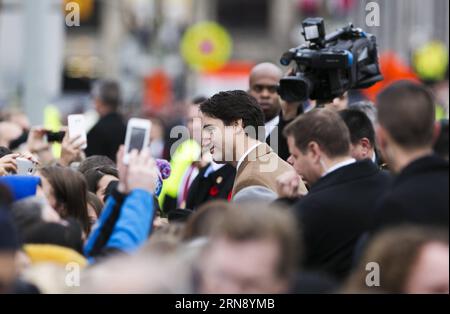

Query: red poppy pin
[209,186,219,196]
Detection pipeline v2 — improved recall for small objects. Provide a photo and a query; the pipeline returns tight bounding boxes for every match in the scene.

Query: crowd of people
[0,62,448,294]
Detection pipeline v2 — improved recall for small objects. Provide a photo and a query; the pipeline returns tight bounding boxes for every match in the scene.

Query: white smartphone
[68,114,87,149]
[16,157,37,176]
[123,118,152,164]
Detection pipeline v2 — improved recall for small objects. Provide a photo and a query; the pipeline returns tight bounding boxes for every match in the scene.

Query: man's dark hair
[192,96,207,105]
[77,155,116,175]
[84,166,119,194]
[348,100,377,125]
[377,81,436,149]
[284,109,351,158]
[92,80,122,110]
[22,219,83,254]
[339,109,375,146]
[200,90,265,139]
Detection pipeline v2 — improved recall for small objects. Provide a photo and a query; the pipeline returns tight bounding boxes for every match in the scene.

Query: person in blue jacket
[84,146,162,262]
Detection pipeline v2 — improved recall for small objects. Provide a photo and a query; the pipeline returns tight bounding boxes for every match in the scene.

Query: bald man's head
[249,63,283,84]
[249,63,282,123]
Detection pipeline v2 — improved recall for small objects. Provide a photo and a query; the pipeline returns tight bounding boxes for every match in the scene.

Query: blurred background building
[0,0,448,125]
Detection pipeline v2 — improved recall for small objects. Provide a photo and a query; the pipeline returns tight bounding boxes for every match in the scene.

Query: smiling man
[200,90,306,203]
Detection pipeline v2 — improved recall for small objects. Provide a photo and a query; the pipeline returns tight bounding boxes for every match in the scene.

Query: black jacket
[86,112,126,162]
[293,160,392,281]
[373,155,449,231]
[266,107,303,161]
[186,163,236,210]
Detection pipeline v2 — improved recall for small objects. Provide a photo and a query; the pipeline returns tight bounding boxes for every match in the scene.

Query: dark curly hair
[200,90,265,139]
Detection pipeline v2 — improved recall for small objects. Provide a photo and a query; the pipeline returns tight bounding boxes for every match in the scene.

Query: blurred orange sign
[143,70,172,113]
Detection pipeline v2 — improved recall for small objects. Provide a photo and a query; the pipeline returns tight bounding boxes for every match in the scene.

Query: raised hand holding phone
[0,154,19,176]
[60,127,85,167]
[126,148,159,194]
[15,157,37,175]
[68,114,87,150]
[123,118,151,165]
[115,145,158,194]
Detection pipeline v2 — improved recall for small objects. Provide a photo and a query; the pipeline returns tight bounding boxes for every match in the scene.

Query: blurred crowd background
[0,0,448,126]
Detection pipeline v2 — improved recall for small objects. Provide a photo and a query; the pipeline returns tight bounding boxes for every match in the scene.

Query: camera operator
[278,18,382,112]
[323,92,349,112]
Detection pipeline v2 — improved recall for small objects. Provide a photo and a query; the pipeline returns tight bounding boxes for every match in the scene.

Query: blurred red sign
[143,70,172,113]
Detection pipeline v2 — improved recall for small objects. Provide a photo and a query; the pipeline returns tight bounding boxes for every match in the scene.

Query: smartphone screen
[68,114,87,149]
[128,127,147,153]
[16,158,37,176]
[123,118,151,164]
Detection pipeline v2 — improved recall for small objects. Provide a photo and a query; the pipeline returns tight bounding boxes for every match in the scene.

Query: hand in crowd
[153,216,169,230]
[276,170,304,199]
[116,145,129,193]
[116,145,159,194]
[0,121,22,147]
[127,149,159,194]
[0,153,20,176]
[60,128,85,167]
[26,127,50,154]
[25,127,54,165]
[0,152,38,176]
[19,151,39,164]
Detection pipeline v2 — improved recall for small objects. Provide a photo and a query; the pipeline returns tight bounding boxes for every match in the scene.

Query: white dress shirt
[264,115,280,140]
[203,161,225,178]
[236,142,263,171]
[322,158,356,177]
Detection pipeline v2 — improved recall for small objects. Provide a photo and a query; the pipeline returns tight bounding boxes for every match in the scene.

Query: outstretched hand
[116,146,159,194]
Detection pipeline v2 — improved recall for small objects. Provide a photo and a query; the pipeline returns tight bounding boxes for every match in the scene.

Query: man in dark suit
[248,63,303,161]
[373,81,449,230]
[281,109,391,281]
[186,162,236,210]
[86,80,126,162]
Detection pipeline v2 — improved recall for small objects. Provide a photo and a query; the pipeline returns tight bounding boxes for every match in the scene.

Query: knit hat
[155,158,171,196]
[100,158,171,199]
[23,243,87,268]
